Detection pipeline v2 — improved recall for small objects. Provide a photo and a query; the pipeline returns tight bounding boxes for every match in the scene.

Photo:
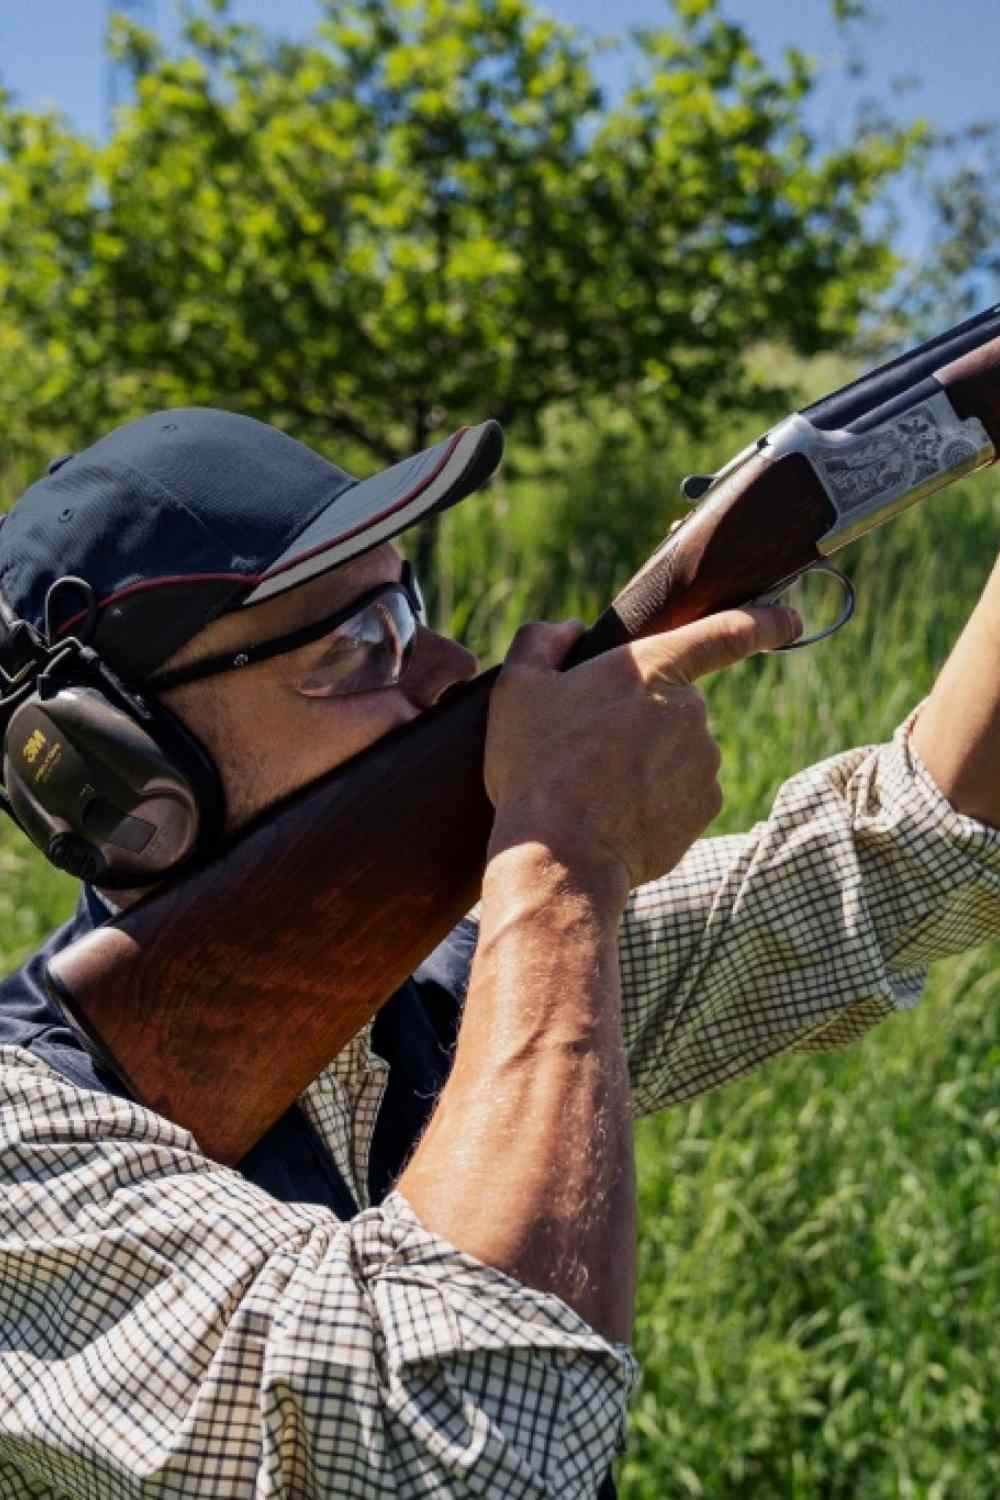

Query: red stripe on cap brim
[250,427,466,589]
[57,421,499,635]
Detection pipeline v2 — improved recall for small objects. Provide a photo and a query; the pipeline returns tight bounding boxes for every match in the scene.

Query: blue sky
[2,0,998,257]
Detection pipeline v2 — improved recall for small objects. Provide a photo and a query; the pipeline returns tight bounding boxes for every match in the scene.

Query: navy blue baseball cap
[0,408,504,682]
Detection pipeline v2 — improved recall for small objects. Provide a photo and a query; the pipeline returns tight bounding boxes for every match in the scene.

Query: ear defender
[0,579,225,888]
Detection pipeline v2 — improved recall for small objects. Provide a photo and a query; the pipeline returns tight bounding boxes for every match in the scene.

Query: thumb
[503,619,587,672]
[652,605,803,683]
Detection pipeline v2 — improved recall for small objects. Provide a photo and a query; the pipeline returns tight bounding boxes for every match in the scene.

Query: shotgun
[46,305,1000,1165]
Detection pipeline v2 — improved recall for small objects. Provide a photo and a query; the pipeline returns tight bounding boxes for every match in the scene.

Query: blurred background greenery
[3,0,1000,1492]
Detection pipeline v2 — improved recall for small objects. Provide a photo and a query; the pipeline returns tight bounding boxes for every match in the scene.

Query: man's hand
[485,605,802,892]
[400,602,798,1347]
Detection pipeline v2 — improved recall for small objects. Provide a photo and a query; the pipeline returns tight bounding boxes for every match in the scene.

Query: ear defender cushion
[3,683,225,888]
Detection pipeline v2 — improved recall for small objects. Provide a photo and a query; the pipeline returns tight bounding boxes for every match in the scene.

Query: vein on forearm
[397,842,637,1343]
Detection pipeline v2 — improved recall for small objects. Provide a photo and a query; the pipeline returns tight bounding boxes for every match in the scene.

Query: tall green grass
[616,474,1000,1498]
[3,421,1000,1494]
[442,431,1000,1495]
[625,945,1000,1498]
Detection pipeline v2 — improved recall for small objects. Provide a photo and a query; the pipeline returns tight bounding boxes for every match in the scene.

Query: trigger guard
[752,561,856,652]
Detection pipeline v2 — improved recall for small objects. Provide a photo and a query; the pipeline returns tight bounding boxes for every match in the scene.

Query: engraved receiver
[678,303,1000,647]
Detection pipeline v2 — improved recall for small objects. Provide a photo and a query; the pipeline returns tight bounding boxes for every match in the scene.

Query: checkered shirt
[2,712,1000,1498]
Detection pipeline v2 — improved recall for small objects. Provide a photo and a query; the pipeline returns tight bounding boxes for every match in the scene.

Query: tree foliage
[1,0,915,485]
[887,122,1000,339]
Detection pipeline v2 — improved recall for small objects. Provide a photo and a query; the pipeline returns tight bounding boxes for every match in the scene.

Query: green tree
[887,121,1000,339]
[1,0,916,592]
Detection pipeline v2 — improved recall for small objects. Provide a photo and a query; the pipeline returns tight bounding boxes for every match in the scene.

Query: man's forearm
[912,552,1000,828]
[399,605,788,1343]
[397,831,636,1345]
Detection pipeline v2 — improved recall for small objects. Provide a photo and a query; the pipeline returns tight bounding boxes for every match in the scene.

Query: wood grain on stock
[47,449,836,1165]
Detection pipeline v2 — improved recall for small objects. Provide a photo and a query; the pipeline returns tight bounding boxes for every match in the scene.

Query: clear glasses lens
[297,591,418,698]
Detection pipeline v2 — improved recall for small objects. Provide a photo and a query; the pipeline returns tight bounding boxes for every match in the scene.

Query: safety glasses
[150,562,424,699]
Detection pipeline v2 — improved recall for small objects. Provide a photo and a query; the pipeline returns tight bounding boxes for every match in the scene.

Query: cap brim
[241,420,503,605]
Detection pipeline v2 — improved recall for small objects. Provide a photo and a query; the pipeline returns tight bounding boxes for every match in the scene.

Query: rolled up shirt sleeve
[0,1048,635,1499]
[619,709,1000,1115]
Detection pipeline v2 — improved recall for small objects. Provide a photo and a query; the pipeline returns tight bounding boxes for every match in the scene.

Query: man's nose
[404,626,479,710]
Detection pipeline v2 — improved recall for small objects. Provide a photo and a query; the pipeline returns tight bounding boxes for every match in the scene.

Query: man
[0,408,998,1498]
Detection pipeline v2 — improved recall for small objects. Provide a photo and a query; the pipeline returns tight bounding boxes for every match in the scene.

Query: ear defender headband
[0,577,225,889]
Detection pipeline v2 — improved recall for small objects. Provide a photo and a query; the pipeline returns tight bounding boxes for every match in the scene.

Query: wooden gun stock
[46,446,833,1164]
[46,316,1000,1165]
